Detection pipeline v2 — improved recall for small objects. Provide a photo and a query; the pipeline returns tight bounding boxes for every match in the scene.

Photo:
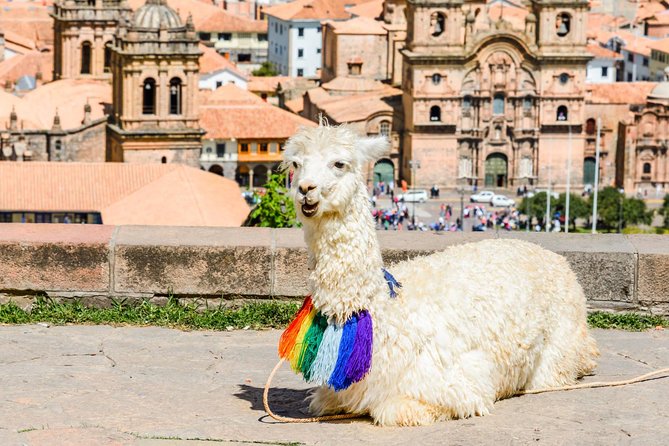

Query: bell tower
[106,0,204,166]
[405,0,467,54]
[530,0,588,54]
[51,0,132,80]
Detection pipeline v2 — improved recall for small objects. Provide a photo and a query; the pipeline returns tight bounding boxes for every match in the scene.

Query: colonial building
[618,73,669,197]
[400,0,592,189]
[106,0,205,166]
[51,0,132,80]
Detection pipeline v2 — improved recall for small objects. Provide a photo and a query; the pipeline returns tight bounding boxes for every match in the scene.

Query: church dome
[648,67,669,103]
[525,12,537,23]
[133,0,182,29]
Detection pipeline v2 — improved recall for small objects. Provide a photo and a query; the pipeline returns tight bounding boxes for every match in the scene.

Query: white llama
[281,124,599,426]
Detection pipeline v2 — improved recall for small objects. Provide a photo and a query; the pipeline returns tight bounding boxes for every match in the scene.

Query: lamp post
[409,159,421,225]
[458,187,465,231]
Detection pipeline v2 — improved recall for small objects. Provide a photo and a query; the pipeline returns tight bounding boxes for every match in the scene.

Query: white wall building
[586,44,622,83]
[266,15,322,77]
[199,69,249,90]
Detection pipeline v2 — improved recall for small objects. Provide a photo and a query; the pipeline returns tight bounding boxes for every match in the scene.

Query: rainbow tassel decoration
[278,296,373,392]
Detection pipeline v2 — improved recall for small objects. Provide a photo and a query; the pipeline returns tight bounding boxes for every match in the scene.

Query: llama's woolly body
[282,124,599,426]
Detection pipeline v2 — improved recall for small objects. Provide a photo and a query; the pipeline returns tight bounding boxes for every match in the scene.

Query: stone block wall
[0,224,667,315]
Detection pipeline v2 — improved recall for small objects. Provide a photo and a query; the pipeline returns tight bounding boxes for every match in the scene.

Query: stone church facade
[401,0,591,189]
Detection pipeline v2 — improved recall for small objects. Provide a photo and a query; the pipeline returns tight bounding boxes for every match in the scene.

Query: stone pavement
[1,326,668,446]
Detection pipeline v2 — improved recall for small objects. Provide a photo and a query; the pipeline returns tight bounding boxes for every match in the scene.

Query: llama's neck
[304,185,386,324]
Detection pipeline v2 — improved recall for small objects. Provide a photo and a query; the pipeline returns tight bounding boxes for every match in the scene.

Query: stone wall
[0,224,667,315]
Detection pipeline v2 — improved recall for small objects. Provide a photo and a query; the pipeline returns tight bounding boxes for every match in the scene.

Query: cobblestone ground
[1,326,668,446]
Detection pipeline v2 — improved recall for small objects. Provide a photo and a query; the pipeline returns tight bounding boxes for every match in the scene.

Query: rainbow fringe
[278,296,373,391]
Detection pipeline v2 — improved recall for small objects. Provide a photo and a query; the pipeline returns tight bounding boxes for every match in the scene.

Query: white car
[526,189,559,199]
[398,189,428,203]
[470,190,495,203]
[491,194,515,207]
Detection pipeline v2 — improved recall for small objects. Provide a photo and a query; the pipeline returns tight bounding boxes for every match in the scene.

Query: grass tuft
[0,297,300,330]
[587,311,669,331]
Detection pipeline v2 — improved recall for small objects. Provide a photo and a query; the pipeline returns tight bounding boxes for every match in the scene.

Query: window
[142,78,156,115]
[380,120,391,138]
[627,72,633,81]
[493,93,505,115]
[523,96,532,111]
[219,33,232,41]
[643,57,649,67]
[556,12,570,37]
[200,32,211,41]
[557,105,568,121]
[87,0,94,5]
[260,143,268,152]
[429,106,441,122]
[240,143,249,153]
[298,48,304,58]
[430,12,446,37]
[169,78,182,115]
[216,143,226,157]
[258,33,267,42]
[586,118,596,135]
[81,41,92,74]
[601,66,608,77]
[161,156,167,164]
[237,53,251,62]
[216,81,223,88]
[627,53,634,63]
[104,42,112,73]
[559,73,569,84]
[432,73,441,85]
[317,26,321,33]
[298,27,304,37]
[643,162,651,174]
[297,68,304,77]
[463,95,472,111]
[316,48,321,54]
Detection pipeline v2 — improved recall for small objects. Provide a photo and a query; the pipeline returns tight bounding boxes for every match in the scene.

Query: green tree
[594,187,651,231]
[246,171,298,228]
[554,193,590,232]
[251,61,279,77]
[519,192,559,229]
[660,194,669,229]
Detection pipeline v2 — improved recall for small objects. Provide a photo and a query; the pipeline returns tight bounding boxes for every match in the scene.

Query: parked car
[398,189,428,203]
[526,189,559,199]
[491,194,516,207]
[470,190,495,203]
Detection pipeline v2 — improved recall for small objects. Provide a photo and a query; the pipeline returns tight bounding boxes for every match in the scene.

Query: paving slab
[0,325,668,446]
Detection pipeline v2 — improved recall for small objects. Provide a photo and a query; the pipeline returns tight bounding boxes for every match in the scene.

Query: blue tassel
[328,316,358,391]
[382,268,402,299]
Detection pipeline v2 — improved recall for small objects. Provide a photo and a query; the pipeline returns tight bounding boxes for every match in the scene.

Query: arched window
[557,105,568,121]
[81,42,92,74]
[161,156,167,164]
[431,12,446,37]
[142,78,156,115]
[463,95,472,111]
[104,42,112,73]
[432,73,442,85]
[87,0,95,6]
[430,106,441,122]
[493,93,505,115]
[643,162,652,174]
[379,120,391,138]
[556,12,571,37]
[169,77,182,115]
[523,96,532,111]
[586,118,596,135]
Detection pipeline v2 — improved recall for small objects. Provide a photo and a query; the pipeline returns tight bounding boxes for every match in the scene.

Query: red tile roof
[264,0,371,21]
[199,43,247,78]
[587,82,658,104]
[0,50,53,84]
[586,43,623,59]
[0,1,53,46]
[306,85,400,122]
[648,37,669,54]
[593,29,654,56]
[326,16,386,34]
[347,0,383,19]
[247,75,294,93]
[0,162,250,227]
[200,84,315,139]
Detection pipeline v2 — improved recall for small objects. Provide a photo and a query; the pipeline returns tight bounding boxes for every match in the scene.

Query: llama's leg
[308,386,344,416]
[369,396,439,426]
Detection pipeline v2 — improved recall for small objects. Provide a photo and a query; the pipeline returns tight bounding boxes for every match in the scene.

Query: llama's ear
[358,135,390,164]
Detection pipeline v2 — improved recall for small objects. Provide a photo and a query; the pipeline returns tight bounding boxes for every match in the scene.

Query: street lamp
[409,159,421,226]
[458,187,465,231]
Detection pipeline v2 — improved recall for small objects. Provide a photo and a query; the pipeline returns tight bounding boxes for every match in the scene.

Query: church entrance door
[485,153,508,188]
[373,159,394,185]
[583,157,596,187]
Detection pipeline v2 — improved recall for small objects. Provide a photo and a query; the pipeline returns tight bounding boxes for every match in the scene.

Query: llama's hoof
[370,397,440,426]
[308,387,342,416]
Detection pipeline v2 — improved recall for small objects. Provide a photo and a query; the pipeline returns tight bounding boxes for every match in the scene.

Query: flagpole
[565,124,572,233]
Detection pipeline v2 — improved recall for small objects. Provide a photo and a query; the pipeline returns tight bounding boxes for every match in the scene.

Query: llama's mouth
[301,202,319,217]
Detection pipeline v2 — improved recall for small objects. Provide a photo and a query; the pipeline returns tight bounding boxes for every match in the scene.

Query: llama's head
[282,124,389,221]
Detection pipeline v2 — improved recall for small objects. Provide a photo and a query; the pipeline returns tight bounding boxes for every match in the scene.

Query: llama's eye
[334,161,345,169]
[292,161,299,169]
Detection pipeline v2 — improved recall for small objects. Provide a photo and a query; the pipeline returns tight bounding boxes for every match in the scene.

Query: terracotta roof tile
[199,43,247,78]
[0,50,53,84]
[306,86,400,122]
[0,1,53,46]
[586,43,623,59]
[594,29,654,56]
[326,16,386,34]
[200,84,315,139]
[648,37,669,53]
[347,0,383,19]
[587,82,658,104]
[0,162,249,227]
[247,75,294,93]
[264,0,371,21]
[636,0,667,21]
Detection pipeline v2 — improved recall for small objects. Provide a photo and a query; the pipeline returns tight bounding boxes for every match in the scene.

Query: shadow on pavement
[235,384,313,418]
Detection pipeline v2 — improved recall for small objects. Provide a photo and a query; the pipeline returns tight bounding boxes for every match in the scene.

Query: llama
[279,124,599,426]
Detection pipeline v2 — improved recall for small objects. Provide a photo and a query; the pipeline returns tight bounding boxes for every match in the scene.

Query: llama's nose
[298,181,317,196]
